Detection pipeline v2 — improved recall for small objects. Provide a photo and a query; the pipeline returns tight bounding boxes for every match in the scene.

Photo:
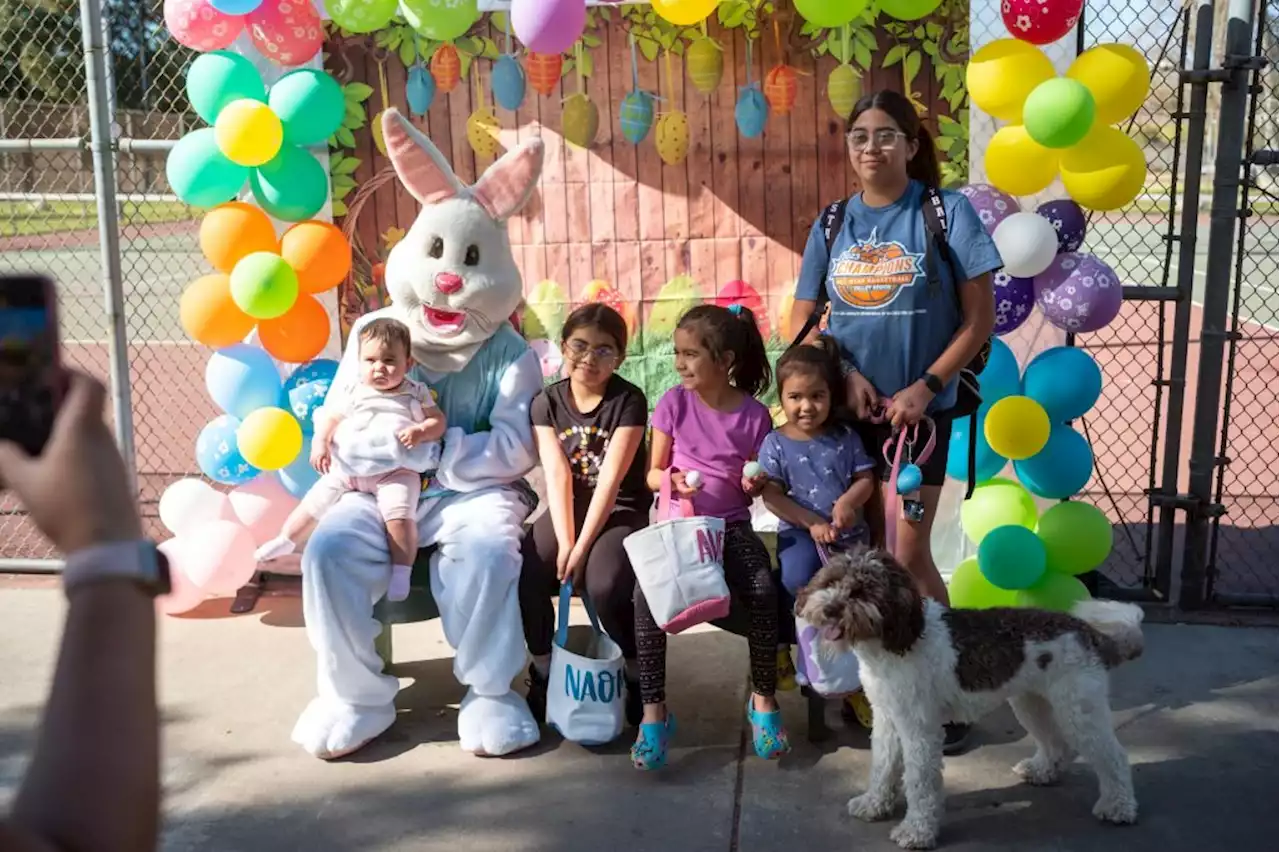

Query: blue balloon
[210,0,262,12]
[491,55,526,111]
[206,344,282,420]
[196,414,259,485]
[978,524,1047,590]
[976,338,1021,409]
[1014,423,1093,499]
[946,414,1008,483]
[279,435,320,498]
[281,359,338,435]
[1021,346,1102,422]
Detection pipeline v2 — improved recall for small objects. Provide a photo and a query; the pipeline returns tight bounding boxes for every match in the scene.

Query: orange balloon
[180,273,256,348]
[258,293,330,363]
[280,221,352,294]
[200,202,279,273]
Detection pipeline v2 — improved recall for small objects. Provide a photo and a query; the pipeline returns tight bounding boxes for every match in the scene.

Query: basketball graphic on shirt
[829,229,924,310]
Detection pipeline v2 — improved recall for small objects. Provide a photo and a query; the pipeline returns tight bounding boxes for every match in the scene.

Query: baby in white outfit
[256,318,445,601]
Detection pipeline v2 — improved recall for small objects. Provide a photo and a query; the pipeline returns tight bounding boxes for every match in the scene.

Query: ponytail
[677,303,773,398]
[847,89,943,188]
[908,124,942,188]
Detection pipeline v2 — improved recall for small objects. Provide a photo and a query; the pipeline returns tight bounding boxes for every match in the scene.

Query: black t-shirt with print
[531,375,650,515]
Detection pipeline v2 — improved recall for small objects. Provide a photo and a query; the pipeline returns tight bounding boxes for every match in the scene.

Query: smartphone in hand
[0,275,63,456]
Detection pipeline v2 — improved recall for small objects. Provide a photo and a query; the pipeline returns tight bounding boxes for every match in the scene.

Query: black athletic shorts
[853,415,954,488]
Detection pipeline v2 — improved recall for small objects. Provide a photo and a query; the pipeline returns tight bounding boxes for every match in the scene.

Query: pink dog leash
[865,400,936,561]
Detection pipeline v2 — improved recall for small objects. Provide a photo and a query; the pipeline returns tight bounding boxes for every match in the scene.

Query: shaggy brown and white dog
[796,548,1144,850]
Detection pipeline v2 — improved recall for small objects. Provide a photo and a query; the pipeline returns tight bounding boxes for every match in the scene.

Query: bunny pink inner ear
[382,109,463,204]
[471,138,545,222]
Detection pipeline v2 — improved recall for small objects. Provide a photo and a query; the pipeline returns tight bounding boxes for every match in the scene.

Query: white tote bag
[793,543,862,696]
[623,469,731,634]
[546,583,626,746]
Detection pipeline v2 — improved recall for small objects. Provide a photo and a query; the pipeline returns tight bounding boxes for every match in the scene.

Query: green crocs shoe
[631,714,676,770]
[746,699,791,760]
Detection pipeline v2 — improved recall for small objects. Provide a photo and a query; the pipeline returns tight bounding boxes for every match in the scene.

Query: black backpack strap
[920,185,964,301]
[966,410,978,500]
[789,198,847,349]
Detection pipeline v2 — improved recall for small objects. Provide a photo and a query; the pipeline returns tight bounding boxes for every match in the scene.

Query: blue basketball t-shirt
[795,180,1004,412]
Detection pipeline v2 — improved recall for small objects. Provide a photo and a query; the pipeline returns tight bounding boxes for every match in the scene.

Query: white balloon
[159,478,235,537]
[992,212,1060,278]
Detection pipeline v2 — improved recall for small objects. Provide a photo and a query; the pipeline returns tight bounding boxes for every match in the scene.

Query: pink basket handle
[659,468,695,520]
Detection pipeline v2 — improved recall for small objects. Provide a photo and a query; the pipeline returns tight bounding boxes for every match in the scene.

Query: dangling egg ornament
[735,84,768,138]
[562,93,600,148]
[406,64,436,115]
[466,105,501,157]
[764,64,798,115]
[492,54,527,110]
[619,89,655,144]
[896,463,924,495]
[526,52,564,97]
[430,44,461,93]
[655,111,689,165]
[686,36,724,95]
[827,63,861,119]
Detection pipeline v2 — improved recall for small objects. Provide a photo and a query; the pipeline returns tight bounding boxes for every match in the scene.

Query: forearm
[762,483,828,528]
[575,475,622,555]
[416,408,446,442]
[544,459,577,551]
[840,473,876,509]
[13,582,159,852]
[788,299,821,345]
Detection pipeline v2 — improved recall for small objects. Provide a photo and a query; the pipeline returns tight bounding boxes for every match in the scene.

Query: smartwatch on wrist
[922,372,944,395]
[62,540,171,598]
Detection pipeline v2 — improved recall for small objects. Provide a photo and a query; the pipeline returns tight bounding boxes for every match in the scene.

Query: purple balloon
[511,0,586,55]
[959,183,1019,235]
[993,270,1035,336]
[1036,199,1088,254]
[1032,252,1123,333]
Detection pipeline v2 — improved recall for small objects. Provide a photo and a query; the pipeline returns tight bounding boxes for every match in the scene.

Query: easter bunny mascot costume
[292,109,545,760]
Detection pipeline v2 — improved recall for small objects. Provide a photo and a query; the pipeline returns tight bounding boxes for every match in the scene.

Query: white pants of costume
[291,485,539,759]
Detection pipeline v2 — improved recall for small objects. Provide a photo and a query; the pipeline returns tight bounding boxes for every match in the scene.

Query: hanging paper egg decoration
[655,111,689,165]
[562,93,600,148]
[827,63,861,118]
[735,84,768,138]
[406,64,435,116]
[686,36,724,95]
[467,104,501,157]
[526,52,564,97]
[619,89,655,144]
[492,54,527,111]
[764,64,798,114]
[430,44,461,93]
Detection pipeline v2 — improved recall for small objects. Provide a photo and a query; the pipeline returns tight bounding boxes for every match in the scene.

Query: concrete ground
[0,581,1276,852]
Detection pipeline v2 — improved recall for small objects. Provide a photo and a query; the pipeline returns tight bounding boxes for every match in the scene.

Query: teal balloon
[269,69,345,146]
[187,50,266,125]
[1017,572,1091,612]
[735,85,768,139]
[1014,423,1093,499]
[196,415,260,486]
[977,337,1021,410]
[946,413,1008,483]
[620,89,655,144]
[1022,346,1103,421]
[1024,77,1097,150]
[166,129,248,208]
[491,55,526,111]
[249,146,328,222]
[407,65,436,115]
[977,524,1047,591]
[948,557,1018,609]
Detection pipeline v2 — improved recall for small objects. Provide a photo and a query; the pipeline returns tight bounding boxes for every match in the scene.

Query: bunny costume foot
[295,109,546,760]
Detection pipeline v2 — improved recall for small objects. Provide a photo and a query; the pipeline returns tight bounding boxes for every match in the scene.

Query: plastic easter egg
[896,463,923,495]
[620,90,655,144]
[685,470,703,488]
[743,461,764,479]
[492,54,527,111]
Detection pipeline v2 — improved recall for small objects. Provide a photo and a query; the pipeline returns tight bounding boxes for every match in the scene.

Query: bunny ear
[471,137,544,222]
[382,109,465,204]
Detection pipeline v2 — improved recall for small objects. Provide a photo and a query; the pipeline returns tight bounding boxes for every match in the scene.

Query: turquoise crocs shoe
[746,699,791,760]
[631,714,676,770]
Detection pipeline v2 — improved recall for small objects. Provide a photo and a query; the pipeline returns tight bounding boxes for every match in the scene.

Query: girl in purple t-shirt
[632,304,790,770]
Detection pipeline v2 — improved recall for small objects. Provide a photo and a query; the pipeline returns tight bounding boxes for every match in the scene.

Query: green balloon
[794,0,868,27]
[959,476,1038,546]
[948,557,1019,609]
[879,0,942,20]
[978,525,1047,590]
[230,252,299,320]
[249,146,328,222]
[269,69,345,146]
[165,129,248,208]
[325,0,398,33]
[187,51,266,126]
[401,0,478,41]
[1024,77,1097,149]
[1017,572,1091,613]
[1037,501,1113,576]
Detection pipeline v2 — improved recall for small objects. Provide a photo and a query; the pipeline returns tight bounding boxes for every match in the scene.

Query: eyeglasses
[564,339,619,365]
[847,128,908,150]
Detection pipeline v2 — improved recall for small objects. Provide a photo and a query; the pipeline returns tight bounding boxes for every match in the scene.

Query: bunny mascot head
[291,110,546,760]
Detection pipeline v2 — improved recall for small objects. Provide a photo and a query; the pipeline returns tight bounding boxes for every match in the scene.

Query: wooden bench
[372,533,834,742]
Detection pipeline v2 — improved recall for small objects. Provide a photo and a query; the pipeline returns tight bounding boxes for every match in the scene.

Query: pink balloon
[167,520,259,596]
[249,0,323,67]
[157,539,211,616]
[164,0,244,52]
[511,0,587,54]
[228,474,299,546]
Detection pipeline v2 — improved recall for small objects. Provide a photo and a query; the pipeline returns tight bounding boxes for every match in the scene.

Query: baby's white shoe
[255,536,297,562]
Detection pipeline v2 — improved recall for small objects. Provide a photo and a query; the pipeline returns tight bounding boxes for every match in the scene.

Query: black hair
[846,89,942,188]
[561,302,628,352]
[359,317,412,358]
[776,337,854,428]
[676,304,772,398]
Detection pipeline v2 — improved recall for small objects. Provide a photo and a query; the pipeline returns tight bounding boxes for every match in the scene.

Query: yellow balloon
[966,39,1056,123]
[215,99,284,167]
[1060,125,1147,211]
[651,0,719,26]
[984,125,1059,197]
[236,407,303,471]
[984,396,1051,461]
[1067,43,1150,126]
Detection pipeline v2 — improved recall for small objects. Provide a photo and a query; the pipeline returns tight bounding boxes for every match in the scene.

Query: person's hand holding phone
[0,371,141,554]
